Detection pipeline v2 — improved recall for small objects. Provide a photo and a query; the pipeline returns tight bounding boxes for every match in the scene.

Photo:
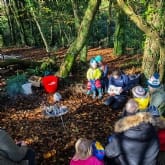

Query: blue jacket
[108,74,129,92]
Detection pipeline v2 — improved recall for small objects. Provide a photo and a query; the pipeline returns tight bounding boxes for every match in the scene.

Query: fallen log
[0,59,42,69]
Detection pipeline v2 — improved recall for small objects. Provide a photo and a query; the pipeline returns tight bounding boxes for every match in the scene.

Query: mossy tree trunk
[117,0,165,82]
[59,0,101,78]
[71,0,87,63]
[113,7,126,56]
[142,37,159,79]
[142,1,165,80]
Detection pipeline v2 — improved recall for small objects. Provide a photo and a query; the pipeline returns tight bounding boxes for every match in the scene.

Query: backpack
[92,141,105,160]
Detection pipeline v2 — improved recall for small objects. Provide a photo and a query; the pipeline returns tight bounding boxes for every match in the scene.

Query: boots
[87,90,91,95]
[97,88,102,99]
[92,91,96,99]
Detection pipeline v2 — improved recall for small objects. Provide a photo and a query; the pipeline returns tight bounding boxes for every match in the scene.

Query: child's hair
[125,99,139,114]
[112,70,121,77]
[73,138,93,160]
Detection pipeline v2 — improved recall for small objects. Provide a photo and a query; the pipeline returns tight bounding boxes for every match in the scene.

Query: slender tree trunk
[59,0,101,77]
[107,0,113,47]
[25,0,50,52]
[2,0,14,44]
[71,0,87,63]
[32,11,49,52]
[9,0,25,45]
[14,0,28,45]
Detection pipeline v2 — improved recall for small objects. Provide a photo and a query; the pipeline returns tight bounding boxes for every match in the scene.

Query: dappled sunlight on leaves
[0,47,141,164]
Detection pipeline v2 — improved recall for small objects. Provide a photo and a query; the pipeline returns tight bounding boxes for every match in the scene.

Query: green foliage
[1,0,145,52]
[6,73,27,97]
[26,66,41,76]
[40,57,55,73]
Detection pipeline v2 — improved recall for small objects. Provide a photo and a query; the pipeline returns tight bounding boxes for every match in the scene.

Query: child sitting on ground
[95,55,109,93]
[103,70,129,110]
[86,58,102,99]
[131,85,150,111]
[70,138,104,165]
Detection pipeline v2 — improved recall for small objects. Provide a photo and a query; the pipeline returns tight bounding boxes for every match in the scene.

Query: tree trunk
[2,0,14,44]
[159,45,165,82]
[31,11,50,53]
[25,0,50,53]
[142,1,165,80]
[71,0,88,63]
[107,0,113,47]
[113,8,125,56]
[9,0,25,45]
[59,0,101,78]
[116,0,165,82]
[142,37,159,78]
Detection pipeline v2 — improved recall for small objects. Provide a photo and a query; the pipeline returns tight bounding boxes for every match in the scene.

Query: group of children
[86,55,140,110]
[69,58,165,165]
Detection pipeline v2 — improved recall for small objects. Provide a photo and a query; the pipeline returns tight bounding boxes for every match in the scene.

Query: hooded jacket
[105,112,159,165]
[0,129,28,165]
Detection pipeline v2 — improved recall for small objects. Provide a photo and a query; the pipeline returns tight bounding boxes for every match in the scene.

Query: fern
[6,73,27,97]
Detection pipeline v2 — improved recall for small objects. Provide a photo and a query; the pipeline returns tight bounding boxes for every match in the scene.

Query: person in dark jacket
[95,55,109,93]
[103,70,129,110]
[105,99,159,165]
[0,128,35,165]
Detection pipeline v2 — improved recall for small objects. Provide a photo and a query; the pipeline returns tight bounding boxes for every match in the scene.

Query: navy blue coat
[105,112,159,165]
[108,74,130,92]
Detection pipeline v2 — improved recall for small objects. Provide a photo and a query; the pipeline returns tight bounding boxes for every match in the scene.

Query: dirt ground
[0,47,142,165]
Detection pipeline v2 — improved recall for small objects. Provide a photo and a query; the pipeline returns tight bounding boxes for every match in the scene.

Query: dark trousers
[23,148,35,165]
[106,95,127,110]
[157,151,165,165]
[101,77,109,92]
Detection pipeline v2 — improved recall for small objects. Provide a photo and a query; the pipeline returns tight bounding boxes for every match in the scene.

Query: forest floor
[0,47,142,165]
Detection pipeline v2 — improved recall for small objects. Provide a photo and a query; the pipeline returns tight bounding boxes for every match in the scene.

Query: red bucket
[42,75,59,93]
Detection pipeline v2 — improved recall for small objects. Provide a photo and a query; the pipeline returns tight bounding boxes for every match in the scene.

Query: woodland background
[0,0,165,164]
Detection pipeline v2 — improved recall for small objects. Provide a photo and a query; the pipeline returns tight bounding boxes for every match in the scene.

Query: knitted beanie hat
[95,55,103,63]
[132,86,147,98]
[148,73,160,88]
